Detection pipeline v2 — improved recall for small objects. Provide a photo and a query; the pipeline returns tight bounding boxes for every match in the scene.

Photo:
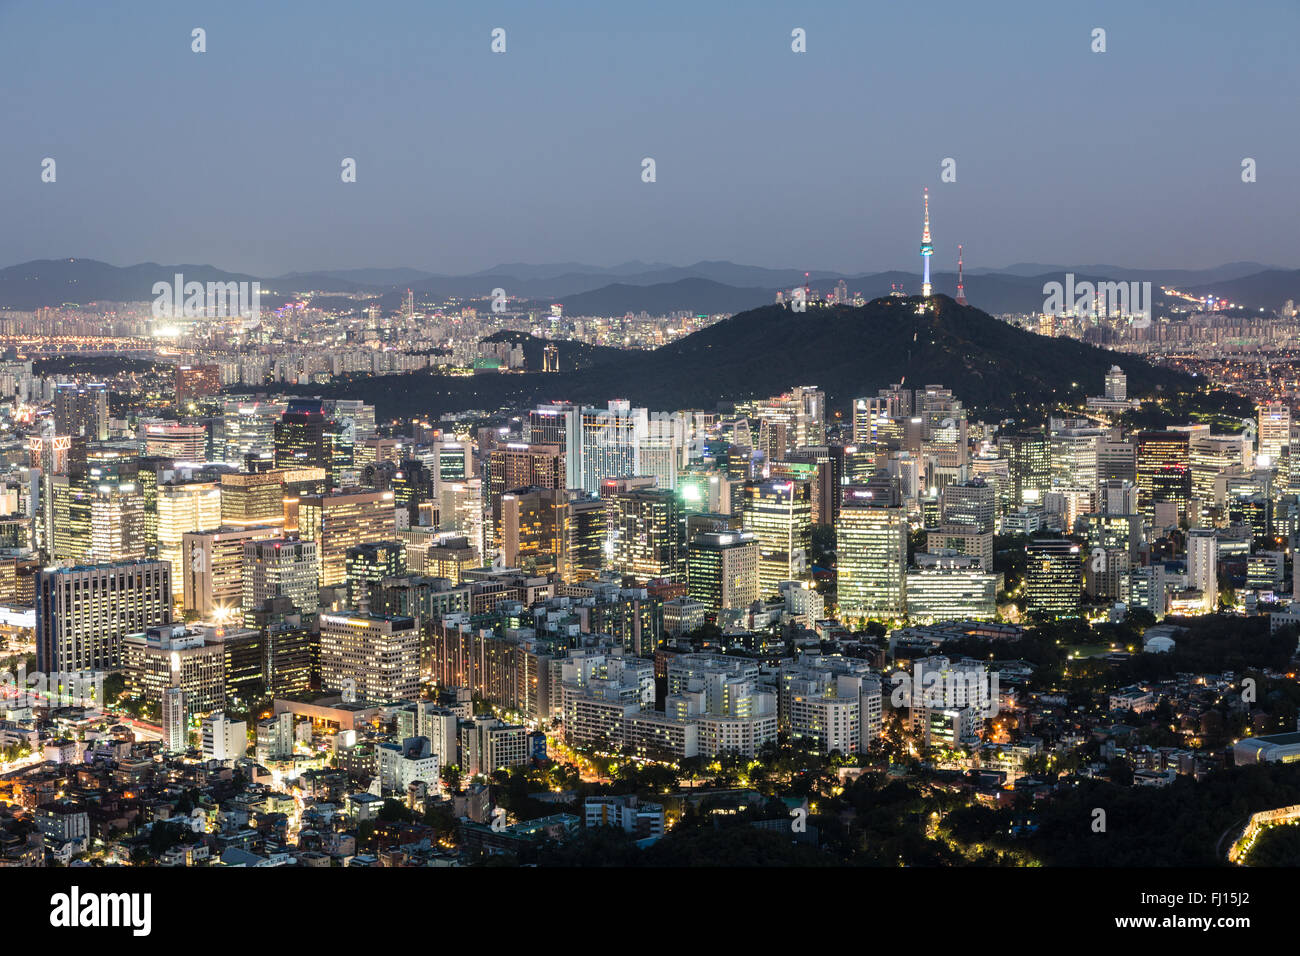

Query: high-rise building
[46,473,147,564]
[52,382,109,445]
[392,459,436,524]
[143,422,208,461]
[925,525,993,571]
[526,404,579,486]
[753,387,825,459]
[428,436,471,483]
[1189,434,1249,507]
[345,540,406,611]
[742,479,812,595]
[244,597,314,696]
[687,530,759,612]
[29,432,72,483]
[1136,431,1191,526]
[329,400,377,447]
[852,396,894,447]
[1257,402,1290,467]
[220,470,287,531]
[174,365,221,407]
[484,442,564,557]
[406,532,478,584]
[578,401,648,494]
[1099,478,1140,516]
[460,717,532,776]
[1097,440,1138,485]
[1122,564,1167,618]
[162,686,187,752]
[607,487,684,584]
[1049,422,1104,495]
[297,489,396,587]
[320,611,420,702]
[639,414,689,492]
[218,400,286,464]
[1104,366,1128,402]
[1024,537,1082,619]
[156,480,222,588]
[274,399,351,487]
[563,495,607,583]
[122,623,226,719]
[242,538,320,612]
[500,487,567,576]
[436,479,484,556]
[35,559,172,672]
[836,487,907,620]
[905,556,998,623]
[182,525,279,618]
[997,431,1052,507]
[939,478,996,532]
[1186,528,1219,612]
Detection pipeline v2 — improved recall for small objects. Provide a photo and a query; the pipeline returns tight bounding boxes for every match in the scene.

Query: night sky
[1,0,1295,276]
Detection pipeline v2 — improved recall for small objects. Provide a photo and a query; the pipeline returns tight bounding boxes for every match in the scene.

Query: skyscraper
[742,479,812,595]
[1186,528,1219,612]
[998,431,1052,507]
[162,686,187,752]
[243,538,320,613]
[607,487,684,584]
[563,495,607,583]
[182,525,280,618]
[1136,430,1191,527]
[274,399,350,486]
[687,530,759,613]
[46,473,147,564]
[220,470,287,531]
[346,541,407,611]
[1024,537,1083,620]
[52,382,109,444]
[320,611,420,702]
[297,488,397,587]
[836,487,908,620]
[500,487,567,576]
[244,597,314,697]
[156,479,222,588]
[579,401,648,494]
[484,442,565,558]
[143,422,208,461]
[1257,402,1290,467]
[35,559,172,672]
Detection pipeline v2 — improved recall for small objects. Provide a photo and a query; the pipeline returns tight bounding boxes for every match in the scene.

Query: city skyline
[2,0,1299,906]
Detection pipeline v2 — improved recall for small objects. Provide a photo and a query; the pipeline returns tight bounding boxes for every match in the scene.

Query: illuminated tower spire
[920,188,933,297]
[956,243,967,305]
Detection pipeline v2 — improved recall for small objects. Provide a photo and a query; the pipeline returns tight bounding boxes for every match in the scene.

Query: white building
[377,736,440,795]
[201,712,248,761]
[1186,529,1218,612]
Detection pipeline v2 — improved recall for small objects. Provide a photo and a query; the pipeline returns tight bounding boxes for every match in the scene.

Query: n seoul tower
[920,187,934,297]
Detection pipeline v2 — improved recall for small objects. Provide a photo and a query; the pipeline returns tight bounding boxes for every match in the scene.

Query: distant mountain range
[2,257,1297,315]
[297,294,1253,424]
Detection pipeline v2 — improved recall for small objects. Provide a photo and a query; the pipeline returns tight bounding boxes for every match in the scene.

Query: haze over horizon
[2,0,1296,277]
[1,255,1293,281]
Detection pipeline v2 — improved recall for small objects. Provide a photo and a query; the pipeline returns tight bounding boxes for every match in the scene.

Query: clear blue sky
[0,0,1295,276]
